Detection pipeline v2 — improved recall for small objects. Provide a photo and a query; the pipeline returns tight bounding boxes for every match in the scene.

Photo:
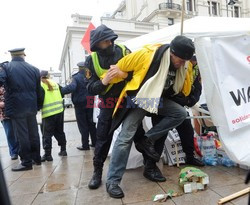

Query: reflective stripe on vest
[41,80,63,118]
[91,44,126,95]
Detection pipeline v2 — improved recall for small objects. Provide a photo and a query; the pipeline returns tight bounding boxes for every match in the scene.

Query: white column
[217,2,219,16]
[191,0,194,14]
[210,0,212,16]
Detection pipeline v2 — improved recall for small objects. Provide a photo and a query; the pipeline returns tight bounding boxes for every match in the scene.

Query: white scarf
[134,48,187,113]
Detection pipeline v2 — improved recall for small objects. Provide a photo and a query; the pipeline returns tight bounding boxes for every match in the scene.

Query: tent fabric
[122,16,250,166]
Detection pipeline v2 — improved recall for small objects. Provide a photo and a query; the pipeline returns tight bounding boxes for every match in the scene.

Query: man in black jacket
[0,48,42,171]
[106,36,194,198]
[85,25,131,189]
[61,62,96,150]
[140,56,204,183]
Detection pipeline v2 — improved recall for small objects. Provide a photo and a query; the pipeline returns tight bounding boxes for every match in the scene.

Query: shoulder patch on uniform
[84,68,92,79]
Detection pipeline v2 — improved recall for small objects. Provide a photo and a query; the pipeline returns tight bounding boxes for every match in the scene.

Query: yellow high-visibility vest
[41,79,63,118]
[91,44,127,95]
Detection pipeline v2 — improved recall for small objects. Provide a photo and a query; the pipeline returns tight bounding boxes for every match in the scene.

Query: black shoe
[186,156,205,167]
[58,150,67,156]
[12,164,32,172]
[41,154,53,162]
[106,183,124,199]
[88,170,102,189]
[135,138,160,162]
[32,160,42,165]
[77,146,90,151]
[89,144,95,148]
[11,154,18,160]
[143,166,166,182]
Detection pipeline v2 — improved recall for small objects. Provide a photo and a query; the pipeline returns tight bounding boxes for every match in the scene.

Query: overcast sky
[0,0,122,70]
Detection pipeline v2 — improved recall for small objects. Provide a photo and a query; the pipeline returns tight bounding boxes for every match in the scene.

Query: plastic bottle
[221,157,235,167]
[201,135,217,166]
[202,156,217,166]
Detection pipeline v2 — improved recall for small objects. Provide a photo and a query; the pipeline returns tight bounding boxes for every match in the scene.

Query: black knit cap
[170,35,195,60]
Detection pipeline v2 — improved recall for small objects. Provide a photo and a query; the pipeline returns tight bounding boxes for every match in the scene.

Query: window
[234,6,239,17]
[208,1,219,16]
[168,18,174,26]
[186,0,193,11]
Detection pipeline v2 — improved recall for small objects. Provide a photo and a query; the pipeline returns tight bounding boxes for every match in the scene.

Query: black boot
[143,159,166,182]
[88,166,102,189]
[41,150,53,162]
[58,145,67,156]
[106,183,124,198]
[135,138,160,161]
[186,155,205,167]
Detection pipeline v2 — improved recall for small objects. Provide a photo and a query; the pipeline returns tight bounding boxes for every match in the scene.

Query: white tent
[124,16,250,50]
[123,16,250,166]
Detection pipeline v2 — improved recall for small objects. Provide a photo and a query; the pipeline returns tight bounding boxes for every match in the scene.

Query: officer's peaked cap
[8,48,26,56]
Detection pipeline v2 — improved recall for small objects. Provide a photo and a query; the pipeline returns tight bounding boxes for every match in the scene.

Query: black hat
[90,25,118,52]
[77,61,85,67]
[40,70,49,78]
[170,36,195,60]
[8,48,26,56]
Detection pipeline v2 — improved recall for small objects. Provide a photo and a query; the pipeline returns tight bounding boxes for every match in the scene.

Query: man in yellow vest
[85,25,131,190]
[40,70,67,161]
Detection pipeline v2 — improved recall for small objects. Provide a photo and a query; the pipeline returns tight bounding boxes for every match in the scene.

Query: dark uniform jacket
[61,70,93,107]
[84,25,131,101]
[0,57,42,118]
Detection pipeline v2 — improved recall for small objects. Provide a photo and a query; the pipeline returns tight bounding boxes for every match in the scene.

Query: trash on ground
[179,167,209,193]
[152,190,179,202]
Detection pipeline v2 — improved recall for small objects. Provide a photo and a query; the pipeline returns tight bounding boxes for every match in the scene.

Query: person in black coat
[61,62,96,150]
[85,24,131,190]
[0,48,42,171]
[145,56,204,176]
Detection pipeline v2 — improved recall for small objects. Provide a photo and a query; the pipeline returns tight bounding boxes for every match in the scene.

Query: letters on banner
[211,35,250,132]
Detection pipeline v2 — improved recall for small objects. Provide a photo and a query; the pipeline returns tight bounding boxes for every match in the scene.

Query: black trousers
[150,113,194,158]
[12,115,40,167]
[74,106,96,148]
[175,117,194,157]
[93,107,114,167]
[41,112,66,151]
[135,112,194,162]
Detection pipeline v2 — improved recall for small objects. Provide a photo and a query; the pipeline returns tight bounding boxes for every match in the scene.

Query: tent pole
[180,0,185,35]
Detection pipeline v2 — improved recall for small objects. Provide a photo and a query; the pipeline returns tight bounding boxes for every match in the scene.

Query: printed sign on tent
[211,35,250,132]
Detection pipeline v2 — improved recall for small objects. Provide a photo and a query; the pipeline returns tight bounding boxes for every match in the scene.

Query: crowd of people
[0,24,205,199]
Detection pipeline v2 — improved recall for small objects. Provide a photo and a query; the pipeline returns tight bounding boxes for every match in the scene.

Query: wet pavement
[0,108,249,205]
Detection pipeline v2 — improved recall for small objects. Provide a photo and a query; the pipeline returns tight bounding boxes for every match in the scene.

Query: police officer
[85,25,131,189]
[40,70,67,161]
[61,62,96,150]
[0,48,42,171]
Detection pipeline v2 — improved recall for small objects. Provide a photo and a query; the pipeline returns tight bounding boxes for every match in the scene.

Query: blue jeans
[106,98,186,185]
[1,119,19,156]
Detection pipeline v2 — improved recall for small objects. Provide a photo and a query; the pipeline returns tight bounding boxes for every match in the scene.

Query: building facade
[59,0,250,84]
